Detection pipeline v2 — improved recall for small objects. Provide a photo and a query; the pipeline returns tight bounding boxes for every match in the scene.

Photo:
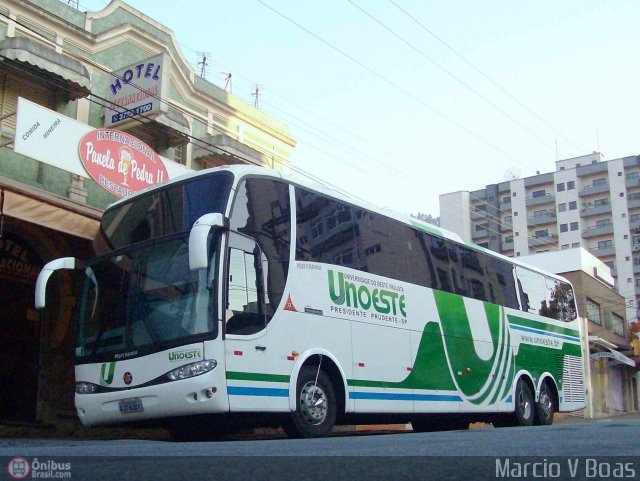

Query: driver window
[226,246,268,335]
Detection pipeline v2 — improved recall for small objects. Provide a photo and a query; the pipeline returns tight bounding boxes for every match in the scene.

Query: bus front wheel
[284,365,337,438]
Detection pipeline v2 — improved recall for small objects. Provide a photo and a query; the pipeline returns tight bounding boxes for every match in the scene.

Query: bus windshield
[76,234,217,361]
[76,172,232,361]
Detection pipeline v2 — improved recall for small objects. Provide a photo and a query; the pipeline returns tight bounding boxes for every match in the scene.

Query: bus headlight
[166,360,217,381]
[76,382,99,394]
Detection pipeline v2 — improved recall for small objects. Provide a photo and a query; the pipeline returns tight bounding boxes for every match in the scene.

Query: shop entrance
[0,232,43,423]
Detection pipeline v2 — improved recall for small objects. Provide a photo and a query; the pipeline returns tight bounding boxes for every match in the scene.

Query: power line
[386,0,585,153]
[347,0,556,153]
[254,0,532,172]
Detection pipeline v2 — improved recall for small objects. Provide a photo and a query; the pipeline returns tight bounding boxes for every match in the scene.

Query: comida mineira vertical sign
[105,53,165,127]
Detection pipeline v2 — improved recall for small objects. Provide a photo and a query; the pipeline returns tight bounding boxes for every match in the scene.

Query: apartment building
[440,152,640,325]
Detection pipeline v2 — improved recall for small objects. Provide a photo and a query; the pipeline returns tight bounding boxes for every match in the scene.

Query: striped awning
[0,36,90,100]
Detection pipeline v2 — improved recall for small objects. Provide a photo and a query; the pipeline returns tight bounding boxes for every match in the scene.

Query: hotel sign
[105,53,164,127]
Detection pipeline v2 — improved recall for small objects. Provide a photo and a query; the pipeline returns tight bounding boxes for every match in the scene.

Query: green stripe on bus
[507,315,579,338]
[226,371,290,383]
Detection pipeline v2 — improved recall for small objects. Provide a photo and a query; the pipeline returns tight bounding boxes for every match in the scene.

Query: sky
[80,0,640,219]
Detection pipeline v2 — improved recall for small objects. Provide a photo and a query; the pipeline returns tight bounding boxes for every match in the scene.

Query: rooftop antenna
[221,72,232,93]
[196,51,210,79]
[503,166,521,181]
[252,84,261,109]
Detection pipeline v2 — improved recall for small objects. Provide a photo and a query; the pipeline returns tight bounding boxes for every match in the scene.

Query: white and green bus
[35,165,586,440]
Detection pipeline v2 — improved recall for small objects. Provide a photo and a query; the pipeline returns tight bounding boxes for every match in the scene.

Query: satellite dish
[503,166,521,181]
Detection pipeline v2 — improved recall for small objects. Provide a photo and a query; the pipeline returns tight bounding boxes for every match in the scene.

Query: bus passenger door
[224,233,274,411]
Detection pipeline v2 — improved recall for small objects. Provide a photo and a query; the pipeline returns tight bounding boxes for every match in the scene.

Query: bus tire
[514,378,535,427]
[285,366,336,438]
[535,381,555,426]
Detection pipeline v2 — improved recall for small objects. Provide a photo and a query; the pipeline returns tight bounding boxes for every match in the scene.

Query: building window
[612,313,624,336]
[558,203,567,212]
[594,198,610,207]
[629,193,640,201]
[534,229,549,237]
[560,224,568,233]
[557,183,565,192]
[1,72,55,140]
[593,178,607,186]
[586,298,601,324]
[596,219,611,228]
[503,196,511,204]
[597,240,613,249]
[572,242,580,248]
[567,181,576,190]
[504,215,512,224]
[364,244,382,256]
[626,171,640,180]
[561,244,569,249]
[570,222,579,231]
[569,201,577,210]
[532,190,546,198]
[533,209,546,217]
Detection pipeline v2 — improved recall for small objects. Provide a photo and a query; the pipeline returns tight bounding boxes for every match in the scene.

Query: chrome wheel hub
[300,382,327,425]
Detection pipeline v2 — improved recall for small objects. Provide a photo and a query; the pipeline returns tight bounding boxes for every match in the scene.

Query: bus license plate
[118,398,143,414]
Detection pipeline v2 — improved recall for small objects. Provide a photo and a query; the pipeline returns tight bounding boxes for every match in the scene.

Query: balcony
[528,234,558,248]
[627,197,640,210]
[501,238,514,251]
[578,182,610,197]
[631,220,640,234]
[472,228,489,240]
[527,211,556,226]
[626,176,640,189]
[582,224,614,238]
[581,202,612,217]
[634,262,640,274]
[590,245,616,258]
[525,193,555,207]
[470,209,488,221]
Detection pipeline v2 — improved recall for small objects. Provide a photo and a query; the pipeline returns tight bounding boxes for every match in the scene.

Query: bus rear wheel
[535,381,555,425]
[514,378,535,426]
[284,366,336,438]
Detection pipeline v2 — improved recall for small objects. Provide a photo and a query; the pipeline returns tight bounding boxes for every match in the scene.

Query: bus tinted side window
[295,188,358,269]
[487,256,519,309]
[352,211,412,280]
[230,178,291,315]
[515,267,576,321]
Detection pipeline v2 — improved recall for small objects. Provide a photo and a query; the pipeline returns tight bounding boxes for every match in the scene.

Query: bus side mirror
[35,257,79,309]
[189,213,229,271]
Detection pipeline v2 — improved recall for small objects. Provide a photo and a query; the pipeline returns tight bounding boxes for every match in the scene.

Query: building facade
[0,0,294,433]
[440,152,640,325]
[520,249,638,418]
